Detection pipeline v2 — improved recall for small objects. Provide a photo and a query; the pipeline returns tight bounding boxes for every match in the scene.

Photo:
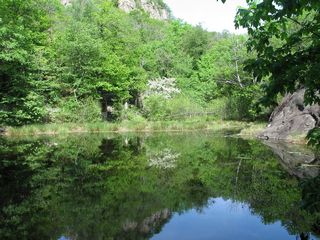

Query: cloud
[163,0,247,34]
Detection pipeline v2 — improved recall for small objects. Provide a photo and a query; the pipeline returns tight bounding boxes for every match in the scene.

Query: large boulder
[259,89,320,140]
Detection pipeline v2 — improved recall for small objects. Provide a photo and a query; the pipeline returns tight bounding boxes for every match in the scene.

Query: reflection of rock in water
[263,140,319,179]
[264,141,320,239]
[122,209,171,237]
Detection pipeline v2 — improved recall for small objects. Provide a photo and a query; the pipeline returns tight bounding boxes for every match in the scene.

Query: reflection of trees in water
[263,140,320,240]
[0,134,320,239]
[300,176,320,239]
[148,148,180,169]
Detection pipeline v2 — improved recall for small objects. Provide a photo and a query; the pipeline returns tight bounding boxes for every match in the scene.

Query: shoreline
[0,121,310,145]
[2,120,262,138]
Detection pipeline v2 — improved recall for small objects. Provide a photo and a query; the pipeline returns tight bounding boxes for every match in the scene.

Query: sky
[163,0,247,34]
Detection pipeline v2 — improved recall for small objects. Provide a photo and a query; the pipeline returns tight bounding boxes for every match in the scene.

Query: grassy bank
[3,120,263,137]
[238,122,266,137]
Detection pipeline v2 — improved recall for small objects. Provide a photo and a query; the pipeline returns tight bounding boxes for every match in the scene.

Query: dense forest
[0,0,268,126]
[0,0,319,144]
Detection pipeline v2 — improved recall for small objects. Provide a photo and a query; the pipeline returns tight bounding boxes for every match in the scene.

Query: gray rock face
[140,0,170,20]
[118,0,170,20]
[60,0,170,20]
[259,89,320,140]
[118,0,137,12]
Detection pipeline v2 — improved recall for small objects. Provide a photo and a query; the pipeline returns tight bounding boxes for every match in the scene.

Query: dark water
[1,132,320,240]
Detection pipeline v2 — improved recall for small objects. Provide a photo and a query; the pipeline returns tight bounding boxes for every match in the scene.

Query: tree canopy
[1,0,263,126]
[222,0,320,106]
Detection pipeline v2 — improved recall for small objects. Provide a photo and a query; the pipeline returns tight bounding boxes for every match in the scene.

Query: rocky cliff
[118,0,170,20]
[61,0,170,20]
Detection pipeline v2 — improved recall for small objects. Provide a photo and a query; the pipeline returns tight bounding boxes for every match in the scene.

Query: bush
[51,97,102,123]
[119,106,146,123]
[143,95,169,120]
[205,98,228,120]
[307,128,320,150]
[225,94,253,121]
[0,92,48,126]
[167,96,201,114]
[143,95,204,120]
[205,86,270,121]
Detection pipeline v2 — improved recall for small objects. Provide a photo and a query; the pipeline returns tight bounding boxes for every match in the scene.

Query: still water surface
[0,132,319,240]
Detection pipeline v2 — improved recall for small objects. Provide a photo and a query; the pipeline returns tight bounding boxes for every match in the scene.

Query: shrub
[0,92,48,126]
[51,97,102,123]
[143,95,204,120]
[205,98,228,120]
[143,95,169,120]
[119,106,146,123]
[307,128,320,150]
[146,78,180,99]
[165,96,203,119]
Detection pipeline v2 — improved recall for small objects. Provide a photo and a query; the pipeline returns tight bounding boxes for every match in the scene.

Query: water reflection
[0,133,319,240]
[263,140,319,179]
[152,198,295,240]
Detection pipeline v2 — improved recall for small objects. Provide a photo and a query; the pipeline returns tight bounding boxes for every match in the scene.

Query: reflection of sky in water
[58,236,69,240]
[2,133,319,240]
[152,198,308,240]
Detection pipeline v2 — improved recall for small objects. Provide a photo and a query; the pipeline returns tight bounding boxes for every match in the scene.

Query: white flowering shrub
[145,77,180,99]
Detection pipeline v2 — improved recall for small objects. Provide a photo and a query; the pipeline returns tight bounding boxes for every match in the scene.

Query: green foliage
[307,127,320,150]
[53,1,141,102]
[143,95,204,121]
[230,0,320,106]
[196,35,254,99]
[0,0,268,126]
[205,98,228,119]
[119,106,146,123]
[51,97,102,123]
[225,85,266,120]
[219,0,320,141]
[181,25,212,69]
[166,96,203,117]
[191,35,266,120]
[143,95,168,120]
[0,92,48,126]
[0,0,58,126]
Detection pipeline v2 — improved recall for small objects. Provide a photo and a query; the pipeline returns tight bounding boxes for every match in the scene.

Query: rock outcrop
[259,89,320,140]
[61,0,170,20]
[118,0,170,20]
[118,0,137,12]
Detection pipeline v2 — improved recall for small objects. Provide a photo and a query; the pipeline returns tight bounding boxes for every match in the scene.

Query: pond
[0,132,320,240]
